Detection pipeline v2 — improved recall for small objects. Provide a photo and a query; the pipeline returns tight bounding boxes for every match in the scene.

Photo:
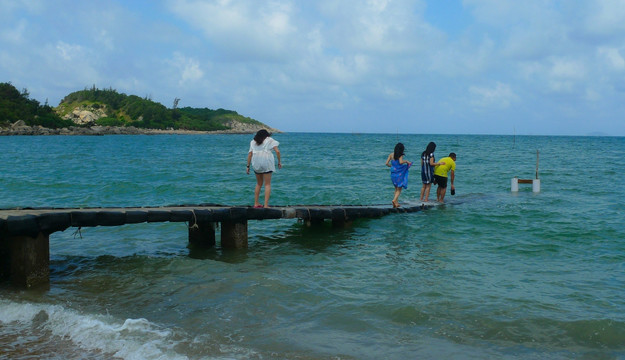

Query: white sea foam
[0,299,189,360]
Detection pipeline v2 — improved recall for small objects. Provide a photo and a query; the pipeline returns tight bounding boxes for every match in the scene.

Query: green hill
[1,82,275,132]
[56,86,270,131]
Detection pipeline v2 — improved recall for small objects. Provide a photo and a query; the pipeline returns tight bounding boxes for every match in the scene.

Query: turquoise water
[1,133,624,359]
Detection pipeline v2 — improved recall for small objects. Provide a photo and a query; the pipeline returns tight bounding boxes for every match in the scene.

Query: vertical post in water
[188,221,216,248]
[10,232,50,287]
[536,150,540,179]
[532,179,541,193]
[511,177,519,192]
[533,150,541,193]
[305,218,324,227]
[221,221,248,249]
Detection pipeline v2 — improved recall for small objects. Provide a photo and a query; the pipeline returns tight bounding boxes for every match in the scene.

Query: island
[0,82,279,135]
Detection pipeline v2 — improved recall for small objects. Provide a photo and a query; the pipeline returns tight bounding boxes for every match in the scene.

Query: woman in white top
[246,129,281,208]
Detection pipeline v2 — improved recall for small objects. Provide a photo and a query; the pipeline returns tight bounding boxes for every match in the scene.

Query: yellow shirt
[434,157,456,177]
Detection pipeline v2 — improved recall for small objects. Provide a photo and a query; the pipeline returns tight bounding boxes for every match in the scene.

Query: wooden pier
[0,203,433,287]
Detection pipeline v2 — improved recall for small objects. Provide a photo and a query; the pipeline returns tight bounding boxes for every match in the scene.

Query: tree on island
[0,82,73,128]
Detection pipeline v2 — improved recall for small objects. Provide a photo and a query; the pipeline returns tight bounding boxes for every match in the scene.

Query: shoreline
[0,124,280,136]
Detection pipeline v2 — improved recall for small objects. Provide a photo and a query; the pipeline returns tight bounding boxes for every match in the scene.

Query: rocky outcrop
[0,120,282,136]
[222,120,280,134]
[0,122,144,136]
[60,105,108,125]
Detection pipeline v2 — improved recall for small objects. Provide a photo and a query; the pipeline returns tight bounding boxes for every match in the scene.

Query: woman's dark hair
[393,143,405,161]
[253,129,271,145]
[422,142,436,157]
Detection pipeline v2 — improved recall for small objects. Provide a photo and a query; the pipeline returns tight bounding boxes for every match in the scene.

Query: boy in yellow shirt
[433,152,456,203]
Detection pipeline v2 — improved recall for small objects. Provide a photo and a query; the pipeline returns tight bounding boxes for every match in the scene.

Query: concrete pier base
[188,221,216,248]
[221,221,248,249]
[8,232,50,287]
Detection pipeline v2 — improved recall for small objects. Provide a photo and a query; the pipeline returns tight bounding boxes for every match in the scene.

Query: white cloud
[55,41,85,61]
[174,53,204,84]
[166,0,297,61]
[583,0,625,36]
[549,58,585,79]
[96,29,114,51]
[469,82,517,108]
[598,47,625,70]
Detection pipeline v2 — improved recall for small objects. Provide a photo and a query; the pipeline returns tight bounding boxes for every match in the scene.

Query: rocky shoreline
[0,120,281,136]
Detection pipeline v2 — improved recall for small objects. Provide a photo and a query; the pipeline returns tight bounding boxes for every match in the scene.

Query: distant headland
[0,82,280,135]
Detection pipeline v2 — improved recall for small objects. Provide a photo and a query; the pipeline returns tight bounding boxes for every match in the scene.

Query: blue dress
[390,160,411,189]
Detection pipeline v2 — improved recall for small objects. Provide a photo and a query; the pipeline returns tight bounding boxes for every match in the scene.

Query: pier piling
[8,232,50,288]
[188,221,216,248]
[221,221,248,249]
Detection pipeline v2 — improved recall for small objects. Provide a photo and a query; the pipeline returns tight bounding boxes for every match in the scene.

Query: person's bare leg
[254,173,263,207]
[424,183,432,202]
[263,173,272,207]
[439,187,447,203]
[392,187,401,207]
[420,184,426,202]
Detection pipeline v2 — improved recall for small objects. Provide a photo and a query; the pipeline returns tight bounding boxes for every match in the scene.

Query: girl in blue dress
[385,143,412,208]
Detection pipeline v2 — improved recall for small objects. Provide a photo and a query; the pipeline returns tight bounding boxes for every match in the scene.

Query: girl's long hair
[422,142,436,157]
[253,129,271,145]
[393,143,405,160]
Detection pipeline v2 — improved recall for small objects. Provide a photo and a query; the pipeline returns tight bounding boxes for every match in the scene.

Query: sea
[0,133,624,360]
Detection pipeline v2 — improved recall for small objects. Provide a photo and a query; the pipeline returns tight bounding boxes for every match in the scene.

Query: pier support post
[305,218,324,227]
[511,177,519,192]
[532,179,541,193]
[0,235,10,281]
[9,232,50,287]
[221,221,248,249]
[188,221,216,248]
[332,219,353,228]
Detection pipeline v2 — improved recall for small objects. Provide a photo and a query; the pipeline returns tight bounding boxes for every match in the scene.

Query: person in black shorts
[433,174,447,189]
[433,153,456,203]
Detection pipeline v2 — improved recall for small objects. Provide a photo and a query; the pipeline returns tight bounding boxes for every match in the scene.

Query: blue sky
[1,0,624,135]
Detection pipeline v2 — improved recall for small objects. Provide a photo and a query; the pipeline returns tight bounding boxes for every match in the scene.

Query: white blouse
[249,137,279,173]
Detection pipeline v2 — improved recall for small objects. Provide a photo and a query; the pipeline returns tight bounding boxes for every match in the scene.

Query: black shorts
[434,175,448,188]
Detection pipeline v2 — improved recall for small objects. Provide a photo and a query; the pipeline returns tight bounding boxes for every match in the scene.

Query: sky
[1,0,624,135]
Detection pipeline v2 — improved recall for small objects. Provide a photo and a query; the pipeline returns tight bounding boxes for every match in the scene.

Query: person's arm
[450,170,455,189]
[273,146,282,169]
[246,151,252,174]
[430,157,445,166]
[399,156,411,165]
[385,154,393,167]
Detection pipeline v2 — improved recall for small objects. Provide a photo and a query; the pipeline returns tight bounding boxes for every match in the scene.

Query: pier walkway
[0,203,435,287]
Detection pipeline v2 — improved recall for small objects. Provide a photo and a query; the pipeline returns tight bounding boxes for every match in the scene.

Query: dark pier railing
[0,203,434,288]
